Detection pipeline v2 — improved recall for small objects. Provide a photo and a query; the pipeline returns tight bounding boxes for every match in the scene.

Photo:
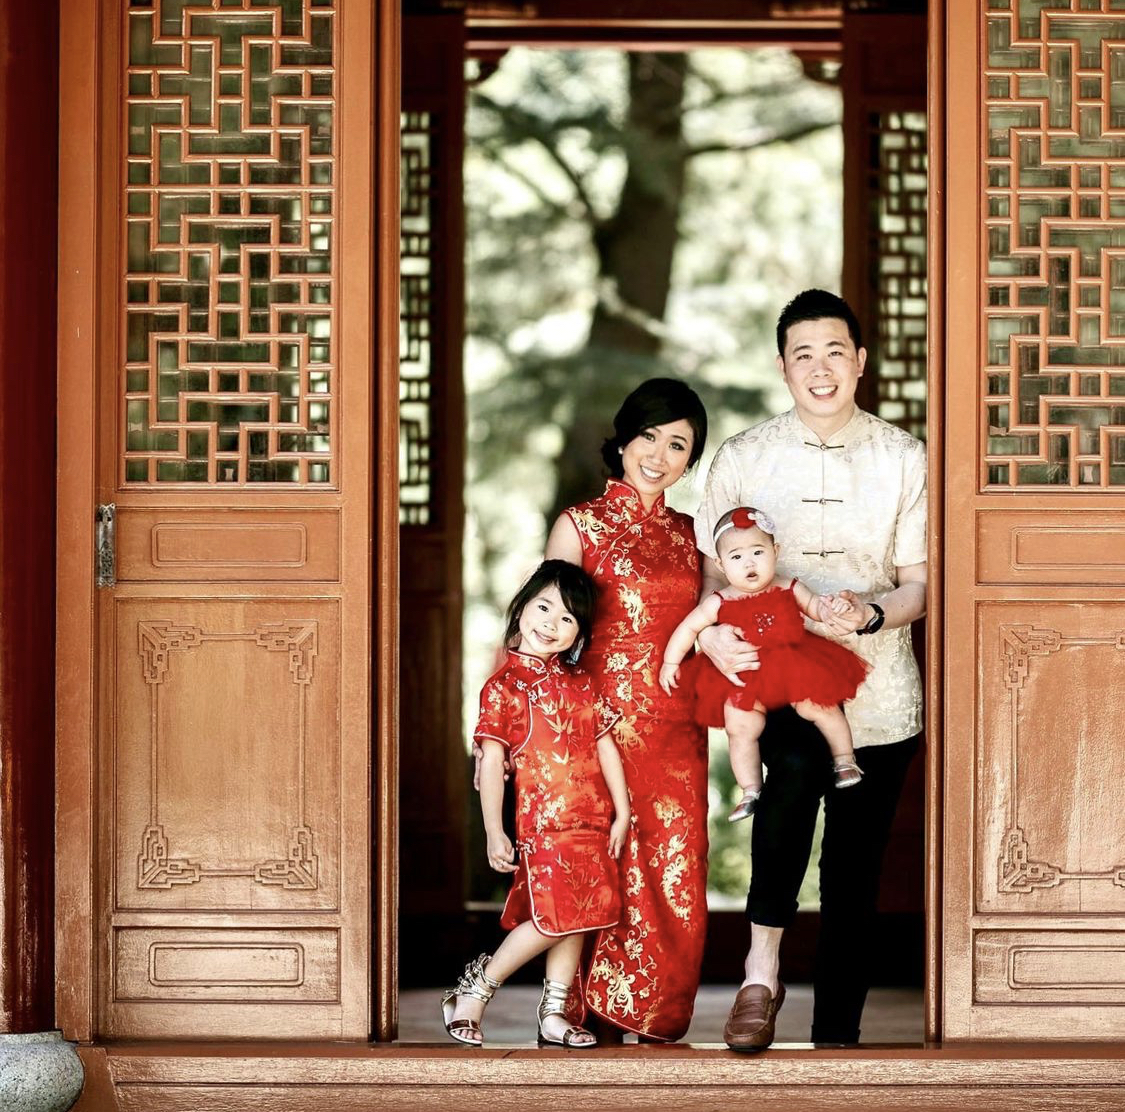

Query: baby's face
[716,526,778,592]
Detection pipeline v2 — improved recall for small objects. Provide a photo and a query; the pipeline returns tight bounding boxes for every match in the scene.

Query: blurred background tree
[463,46,842,902]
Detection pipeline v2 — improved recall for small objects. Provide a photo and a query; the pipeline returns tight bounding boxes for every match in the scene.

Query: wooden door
[944,0,1125,1039]
[56,0,382,1040]
[398,11,469,981]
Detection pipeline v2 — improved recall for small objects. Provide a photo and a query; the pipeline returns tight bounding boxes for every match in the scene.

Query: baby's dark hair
[503,559,598,659]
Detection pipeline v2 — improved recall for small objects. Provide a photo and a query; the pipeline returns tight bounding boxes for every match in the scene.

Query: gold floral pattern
[475,651,622,937]
[566,480,709,1041]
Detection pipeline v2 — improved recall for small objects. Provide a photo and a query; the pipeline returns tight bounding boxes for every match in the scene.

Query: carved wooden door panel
[56,0,376,1040]
[945,0,1125,1039]
[398,12,469,978]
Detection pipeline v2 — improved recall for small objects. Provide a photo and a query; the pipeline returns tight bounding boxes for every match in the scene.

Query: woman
[546,377,709,1042]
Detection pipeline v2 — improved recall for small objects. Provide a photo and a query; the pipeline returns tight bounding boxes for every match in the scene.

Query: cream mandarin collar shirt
[694,407,927,748]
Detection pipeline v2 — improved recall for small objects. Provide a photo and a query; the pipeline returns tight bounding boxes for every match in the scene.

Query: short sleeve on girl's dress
[473,674,527,750]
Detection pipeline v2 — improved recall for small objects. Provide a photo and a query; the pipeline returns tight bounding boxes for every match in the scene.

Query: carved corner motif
[255,621,318,684]
[138,621,204,684]
[999,827,1060,894]
[1001,625,1061,689]
[255,825,319,890]
[138,824,202,888]
[134,619,321,892]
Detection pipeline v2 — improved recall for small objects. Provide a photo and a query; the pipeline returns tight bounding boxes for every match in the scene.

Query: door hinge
[95,503,116,589]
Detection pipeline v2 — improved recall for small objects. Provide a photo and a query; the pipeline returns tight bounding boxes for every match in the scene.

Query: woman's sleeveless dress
[566,479,708,1041]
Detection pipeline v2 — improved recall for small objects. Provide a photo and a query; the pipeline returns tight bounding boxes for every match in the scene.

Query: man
[694,288,926,1050]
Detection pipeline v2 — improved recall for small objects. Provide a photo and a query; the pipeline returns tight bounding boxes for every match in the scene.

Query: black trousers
[745,706,920,1043]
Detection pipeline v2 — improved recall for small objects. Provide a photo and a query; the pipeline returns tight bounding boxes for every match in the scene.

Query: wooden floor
[73,989,1125,1112]
[75,1037,1125,1112]
[399,983,926,1046]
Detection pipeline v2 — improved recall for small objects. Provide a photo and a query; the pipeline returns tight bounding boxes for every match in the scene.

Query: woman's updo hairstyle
[601,377,708,478]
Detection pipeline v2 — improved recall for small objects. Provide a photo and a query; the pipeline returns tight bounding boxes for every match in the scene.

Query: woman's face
[620,419,695,506]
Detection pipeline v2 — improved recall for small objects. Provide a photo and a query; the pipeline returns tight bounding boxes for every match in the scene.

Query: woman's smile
[620,418,695,507]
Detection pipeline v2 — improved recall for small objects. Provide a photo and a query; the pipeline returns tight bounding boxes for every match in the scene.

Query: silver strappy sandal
[536,977,596,1048]
[441,953,501,1046]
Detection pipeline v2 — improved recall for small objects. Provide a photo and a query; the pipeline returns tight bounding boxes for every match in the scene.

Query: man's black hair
[776,289,863,355]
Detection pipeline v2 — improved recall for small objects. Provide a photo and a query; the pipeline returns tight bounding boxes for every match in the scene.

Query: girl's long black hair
[503,559,598,663]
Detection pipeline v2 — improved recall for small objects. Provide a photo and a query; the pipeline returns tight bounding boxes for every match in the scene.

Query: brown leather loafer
[723,982,786,1052]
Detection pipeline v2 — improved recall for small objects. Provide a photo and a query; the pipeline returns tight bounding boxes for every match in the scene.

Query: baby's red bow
[731,507,756,529]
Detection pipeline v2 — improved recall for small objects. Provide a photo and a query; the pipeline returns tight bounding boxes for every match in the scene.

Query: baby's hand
[485,831,517,874]
[811,595,836,623]
[608,811,631,859]
[659,662,680,694]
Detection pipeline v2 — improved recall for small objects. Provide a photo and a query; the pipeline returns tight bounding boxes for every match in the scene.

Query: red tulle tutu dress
[691,581,869,726]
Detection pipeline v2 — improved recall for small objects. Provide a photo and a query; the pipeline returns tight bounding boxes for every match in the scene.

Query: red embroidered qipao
[566,480,708,1041]
[474,650,622,937]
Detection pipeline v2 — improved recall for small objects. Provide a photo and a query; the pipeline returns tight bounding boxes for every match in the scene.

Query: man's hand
[696,624,759,686]
[816,590,870,636]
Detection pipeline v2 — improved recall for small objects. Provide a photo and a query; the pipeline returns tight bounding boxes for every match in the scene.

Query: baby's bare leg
[792,700,863,787]
[725,702,767,793]
[724,703,767,821]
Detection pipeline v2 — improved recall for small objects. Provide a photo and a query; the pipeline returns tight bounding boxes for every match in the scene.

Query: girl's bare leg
[541,932,593,1045]
[725,703,767,820]
[450,919,555,1034]
[793,700,863,786]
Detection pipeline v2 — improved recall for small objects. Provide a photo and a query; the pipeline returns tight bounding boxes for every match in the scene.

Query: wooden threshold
[76,1041,1125,1112]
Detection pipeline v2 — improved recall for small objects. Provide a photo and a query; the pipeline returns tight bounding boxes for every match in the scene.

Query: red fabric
[691,582,869,726]
[474,650,621,937]
[566,480,708,1042]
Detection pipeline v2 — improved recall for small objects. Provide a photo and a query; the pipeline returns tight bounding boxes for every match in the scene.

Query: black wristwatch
[856,602,885,636]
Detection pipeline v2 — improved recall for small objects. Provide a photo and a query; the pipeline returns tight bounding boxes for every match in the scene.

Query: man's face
[777,316,866,431]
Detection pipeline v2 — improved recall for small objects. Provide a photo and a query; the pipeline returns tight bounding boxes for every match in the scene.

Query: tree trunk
[552,53,689,519]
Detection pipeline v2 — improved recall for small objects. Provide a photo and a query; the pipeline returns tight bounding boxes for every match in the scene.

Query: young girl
[659,507,869,823]
[443,560,631,1048]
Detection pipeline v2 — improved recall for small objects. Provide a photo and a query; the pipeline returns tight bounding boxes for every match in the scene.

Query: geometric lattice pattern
[123,0,334,485]
[870,110,928,442]
[984,0,1125,487]
[400,111,436,525]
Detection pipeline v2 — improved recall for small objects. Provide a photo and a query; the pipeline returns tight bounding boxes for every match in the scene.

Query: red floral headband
[714,506,776,543]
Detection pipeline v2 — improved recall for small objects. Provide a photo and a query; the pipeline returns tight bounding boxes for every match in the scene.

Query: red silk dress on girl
[691,582,869,726]
[474,649,622,937]
[565,480,708,1041]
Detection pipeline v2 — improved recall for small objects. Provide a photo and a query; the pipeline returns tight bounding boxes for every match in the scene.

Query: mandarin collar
[603,478,666,519]
[790,406,866,449]
[507,648,562,677]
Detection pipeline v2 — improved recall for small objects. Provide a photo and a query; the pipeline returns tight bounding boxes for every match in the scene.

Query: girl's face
[716,526,779,593]
[620,419,695,507]
[516,583,580,660]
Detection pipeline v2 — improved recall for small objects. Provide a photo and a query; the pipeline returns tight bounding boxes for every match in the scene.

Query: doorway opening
[397,3,931,1046]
